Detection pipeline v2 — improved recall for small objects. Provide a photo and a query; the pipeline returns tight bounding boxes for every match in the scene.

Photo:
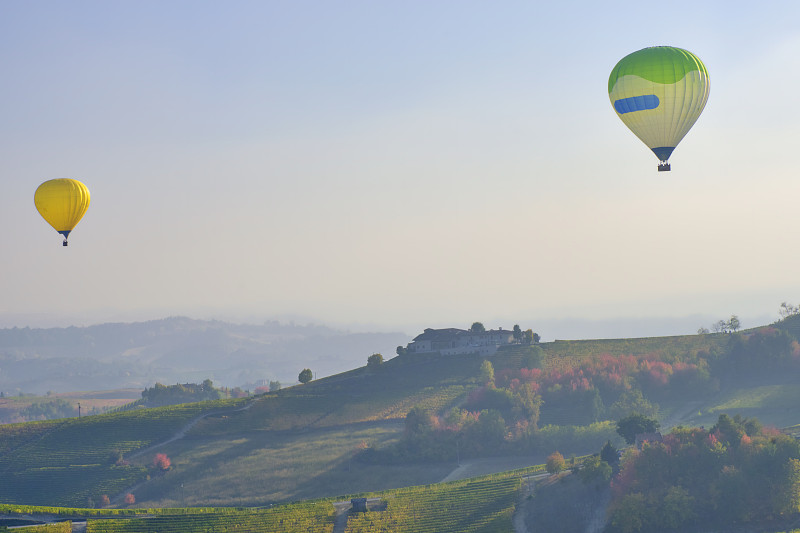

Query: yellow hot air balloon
[34,178,91,246]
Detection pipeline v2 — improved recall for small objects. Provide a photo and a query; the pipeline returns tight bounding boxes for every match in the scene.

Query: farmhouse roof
[412,328,468,342]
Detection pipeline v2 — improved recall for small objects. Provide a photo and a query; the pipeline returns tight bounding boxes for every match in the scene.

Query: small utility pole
[78,402,81,418]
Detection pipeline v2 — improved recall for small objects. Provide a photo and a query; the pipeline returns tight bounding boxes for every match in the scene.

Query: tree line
[368,325,800,464]
[607,414,800,532]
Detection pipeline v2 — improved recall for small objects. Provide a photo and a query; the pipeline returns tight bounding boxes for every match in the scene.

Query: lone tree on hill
[298,368,313,384]
[367,353,384,368]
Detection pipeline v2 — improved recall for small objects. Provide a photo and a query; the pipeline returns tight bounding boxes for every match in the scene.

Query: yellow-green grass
[2,465,545,533]
[191,354,484,437]
[0,400,246,506]
[130,421,452,508]
[22,521,69,532]
[84,500,336,532]
[700,383,800,429]
[540,333,726,365]
[342,468,537,533]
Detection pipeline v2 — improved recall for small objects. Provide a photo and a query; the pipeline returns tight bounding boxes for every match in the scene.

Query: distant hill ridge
[0,317,409,395]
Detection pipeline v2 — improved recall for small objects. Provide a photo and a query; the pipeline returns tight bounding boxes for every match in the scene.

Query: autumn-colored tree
[153,453,171,471]
[546,451,566,474]
[124,493,135,505]
[99,494,111,507]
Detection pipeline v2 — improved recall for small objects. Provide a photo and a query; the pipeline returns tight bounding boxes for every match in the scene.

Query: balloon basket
[658,162,671,172]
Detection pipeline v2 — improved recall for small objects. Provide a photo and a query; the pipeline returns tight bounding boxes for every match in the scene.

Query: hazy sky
[2,1,799,337]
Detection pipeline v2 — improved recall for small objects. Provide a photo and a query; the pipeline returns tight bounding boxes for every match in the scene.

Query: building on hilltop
[406,327,515,356]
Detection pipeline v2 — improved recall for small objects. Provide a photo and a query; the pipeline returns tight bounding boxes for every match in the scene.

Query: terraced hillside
[1,465,541,533]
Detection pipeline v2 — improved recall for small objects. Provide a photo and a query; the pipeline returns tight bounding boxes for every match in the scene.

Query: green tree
[404,406,433,439]
[610,493,647,533]
[609,389,659,420]
[367,353,384,368]
[777,458,800,514]
[727,315,741,332]
[470,322,486,333]
[711,413,745,447]
[616,413,660,445]
[269,380,281,391]
[298,368,313,384]
[479,360,495,384]
[512,324,523,342]
[601,440,619,465]
[578,455,612,484]
[658,486,695,529]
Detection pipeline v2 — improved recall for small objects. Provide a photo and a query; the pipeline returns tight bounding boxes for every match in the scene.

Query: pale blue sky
[2,1,800,337]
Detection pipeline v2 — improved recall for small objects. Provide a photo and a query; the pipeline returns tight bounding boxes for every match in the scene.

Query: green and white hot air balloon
[609,46,709,171]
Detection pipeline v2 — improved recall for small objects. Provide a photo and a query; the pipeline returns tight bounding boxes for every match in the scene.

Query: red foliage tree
[124,493,135,505]
[99,494,111,507]
[153,452,171,471]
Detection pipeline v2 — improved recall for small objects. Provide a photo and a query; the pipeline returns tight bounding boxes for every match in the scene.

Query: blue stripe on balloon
[614,95,660,114]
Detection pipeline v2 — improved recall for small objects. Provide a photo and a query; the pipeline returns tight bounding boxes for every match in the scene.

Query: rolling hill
[0,317,409,395]
[3,316,800,532]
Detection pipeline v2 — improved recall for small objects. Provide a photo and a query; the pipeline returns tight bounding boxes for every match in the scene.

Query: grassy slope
[130,352,491,507]
[0,400,245,507]
[3,325,800,512]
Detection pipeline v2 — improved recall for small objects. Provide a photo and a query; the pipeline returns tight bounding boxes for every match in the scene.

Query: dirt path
[512,473,548,533]
[126,399,257,460]
[111,398,258,504]
[440,455,548,483]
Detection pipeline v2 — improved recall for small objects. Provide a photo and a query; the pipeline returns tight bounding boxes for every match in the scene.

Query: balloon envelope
[34,178,91,242]
[609,46,709,166]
